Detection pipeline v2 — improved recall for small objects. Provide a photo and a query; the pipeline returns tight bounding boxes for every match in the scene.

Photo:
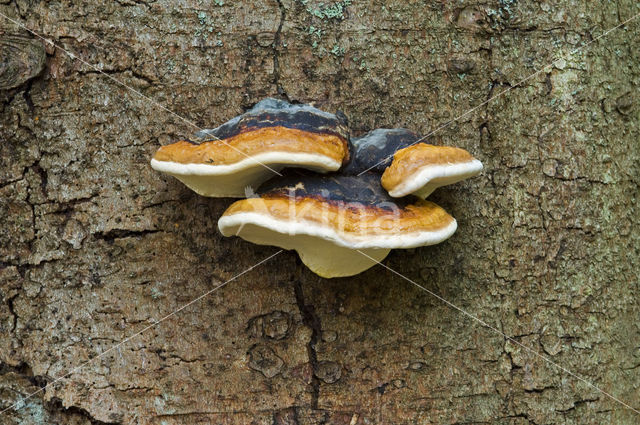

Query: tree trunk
[1,1,638,424]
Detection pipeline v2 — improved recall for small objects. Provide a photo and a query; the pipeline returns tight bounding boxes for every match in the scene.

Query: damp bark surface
[1,1,639,424]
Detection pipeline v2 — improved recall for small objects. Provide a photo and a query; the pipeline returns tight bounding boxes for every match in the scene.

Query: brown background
[1,0,639,424]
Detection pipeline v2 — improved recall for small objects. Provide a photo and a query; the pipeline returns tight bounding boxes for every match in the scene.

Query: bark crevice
[273,0,289,100]
[293,279,321,410]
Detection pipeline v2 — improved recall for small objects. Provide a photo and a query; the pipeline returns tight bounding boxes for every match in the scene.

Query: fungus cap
[218,172,457,278]
[343,128,420,175]
[381,143,483,198]
[150,98,350,198]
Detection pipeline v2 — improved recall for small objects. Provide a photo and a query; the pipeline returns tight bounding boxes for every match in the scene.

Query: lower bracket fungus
[218,172,457,278]
[150,98,350,197]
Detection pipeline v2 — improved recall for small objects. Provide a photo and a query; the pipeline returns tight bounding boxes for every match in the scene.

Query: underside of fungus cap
[218,172,457,278]
[381,143,483,198]
[150,98,351,198]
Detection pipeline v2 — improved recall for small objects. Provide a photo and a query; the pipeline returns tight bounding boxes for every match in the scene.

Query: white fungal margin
[218,212,457,250]
[387,159,483,198]
[150,152,341,176]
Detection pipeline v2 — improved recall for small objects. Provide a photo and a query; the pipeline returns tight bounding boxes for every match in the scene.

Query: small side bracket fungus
[344,128,483,199]
[150,98,350,197]
[218,172,457,278]
[381,143,483,198]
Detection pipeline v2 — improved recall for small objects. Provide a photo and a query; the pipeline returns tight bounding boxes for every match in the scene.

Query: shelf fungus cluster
[151,98,483,278]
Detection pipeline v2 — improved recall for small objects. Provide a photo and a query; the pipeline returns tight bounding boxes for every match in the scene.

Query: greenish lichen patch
[297,0,353,20]
[192,10,223,46]
[330,44,345,57]
[296,0,355,58]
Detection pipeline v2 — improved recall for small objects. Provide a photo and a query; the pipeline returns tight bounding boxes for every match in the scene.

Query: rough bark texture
[1,0,639,424]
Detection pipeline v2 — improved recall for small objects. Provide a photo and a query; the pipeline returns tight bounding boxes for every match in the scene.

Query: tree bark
[1,0,639,424]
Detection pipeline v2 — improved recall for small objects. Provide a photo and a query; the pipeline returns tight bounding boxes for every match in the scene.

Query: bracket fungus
[381,143,483,198]
[150,98,350,197]
[150,98,483,278]
[344,128,483,198]
[218,172,457,278]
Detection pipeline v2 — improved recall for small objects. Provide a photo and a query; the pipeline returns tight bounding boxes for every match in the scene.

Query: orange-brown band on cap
[381,143,476,191]
[153,126,349,166]
[222,196,455,236]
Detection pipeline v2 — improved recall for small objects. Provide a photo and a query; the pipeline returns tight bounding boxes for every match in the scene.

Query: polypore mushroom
[150,98,350,197]
[218,171,457,278]
[344,128,483,198]
[381,143,483,198]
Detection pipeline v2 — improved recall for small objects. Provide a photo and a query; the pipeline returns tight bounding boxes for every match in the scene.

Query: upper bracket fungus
[150,98,350,197]
[218,172,457,278]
